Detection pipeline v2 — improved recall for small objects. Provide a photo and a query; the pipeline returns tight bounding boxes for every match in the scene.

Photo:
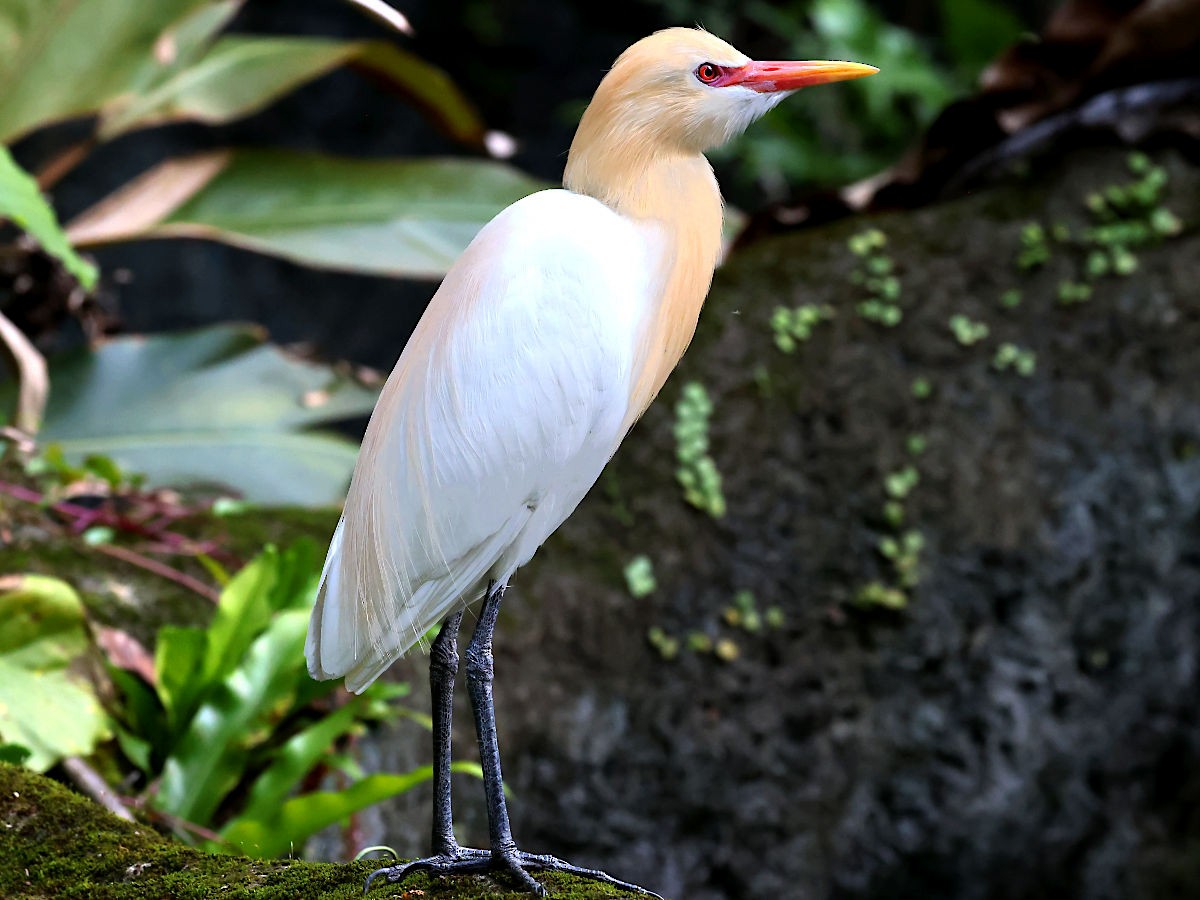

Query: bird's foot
[364,846,663,898]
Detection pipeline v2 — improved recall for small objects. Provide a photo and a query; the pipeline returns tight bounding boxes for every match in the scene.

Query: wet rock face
[365,146,1200,900]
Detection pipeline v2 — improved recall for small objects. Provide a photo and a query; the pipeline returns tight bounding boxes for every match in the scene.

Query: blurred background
[2,1,1199,899]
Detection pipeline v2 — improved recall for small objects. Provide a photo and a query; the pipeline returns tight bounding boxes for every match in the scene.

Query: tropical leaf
[0,0,227,143]
[0,575,110,771]
[157,608,313,824]
[67,150,546,279]
[0,146,97,288]
[0,324,379,505]
[98,36,485,145]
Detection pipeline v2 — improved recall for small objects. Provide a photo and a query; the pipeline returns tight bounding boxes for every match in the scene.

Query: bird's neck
[564,141,724,421]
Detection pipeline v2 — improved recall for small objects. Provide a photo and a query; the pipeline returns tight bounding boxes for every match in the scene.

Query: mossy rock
[0,764,644,899]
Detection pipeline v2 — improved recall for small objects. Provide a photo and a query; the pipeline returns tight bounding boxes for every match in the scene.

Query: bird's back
[306,189,667,692]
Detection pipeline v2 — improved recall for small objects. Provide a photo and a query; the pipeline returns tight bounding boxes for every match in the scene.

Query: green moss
[0,765,647,899]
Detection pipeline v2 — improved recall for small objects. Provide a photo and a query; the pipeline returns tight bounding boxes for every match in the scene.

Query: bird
[306,26,876,898]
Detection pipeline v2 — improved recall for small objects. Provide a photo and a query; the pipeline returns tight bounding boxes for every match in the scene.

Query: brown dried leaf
[94,626,157,686]
[65,151,230,248]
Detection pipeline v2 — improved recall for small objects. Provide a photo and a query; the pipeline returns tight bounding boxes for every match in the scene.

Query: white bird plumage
[306,189,667,691]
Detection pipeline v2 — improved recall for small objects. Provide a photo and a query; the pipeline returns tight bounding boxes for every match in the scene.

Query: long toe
[496,851,549,896]
[516,851,664,899]
[363,846,658,898]
[363,852,490,892]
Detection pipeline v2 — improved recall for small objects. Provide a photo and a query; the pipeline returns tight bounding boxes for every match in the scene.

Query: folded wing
[306,189,664,692]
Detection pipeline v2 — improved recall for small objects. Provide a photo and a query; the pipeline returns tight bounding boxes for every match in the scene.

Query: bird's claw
[364,847,663,898]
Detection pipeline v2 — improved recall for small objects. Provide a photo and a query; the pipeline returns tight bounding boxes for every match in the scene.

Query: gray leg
[365,583,662,898]
[428,610,464,857]
[464,581,545,894]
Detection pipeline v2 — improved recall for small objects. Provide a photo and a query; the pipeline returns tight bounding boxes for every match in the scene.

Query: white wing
[306,189,666,692]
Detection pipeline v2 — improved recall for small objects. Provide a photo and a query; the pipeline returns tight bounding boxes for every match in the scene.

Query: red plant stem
[94,544,220,604]
[0,480,221,555]
[123,799,228,846]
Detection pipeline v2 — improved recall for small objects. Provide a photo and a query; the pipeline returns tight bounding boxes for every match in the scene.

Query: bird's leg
[462,581,547,894]
[429,610,464,857]
[365,583,662,898]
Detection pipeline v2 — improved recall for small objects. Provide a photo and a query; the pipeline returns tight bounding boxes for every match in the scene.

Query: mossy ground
[0,765,638,899]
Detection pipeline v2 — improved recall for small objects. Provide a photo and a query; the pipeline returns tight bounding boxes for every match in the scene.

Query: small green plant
[992,343,1037,376]
[723,589,763,632]
[624,555,657,598]
[849,229,903,326]
[675,382,725,518]
[884,465,920,500]
[1057,281,1093,306]
[948,314,990,346]
[646,627,680,660]
[853,581,908,610]
[1016,222,1051,270]
[878,529,925,588]
[999,288,1023,309]
[771,304,835,352]
[911,377,933,400]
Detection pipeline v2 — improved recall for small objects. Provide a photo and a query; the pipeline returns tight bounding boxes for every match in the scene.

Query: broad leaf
[67,150,546,279]
[0,324,379,505]
[99,37,485,145]
[0,576,110,771]
[156,609,311,824]
[0,146,97,288]
[0,0,227,143]
[201,542,319,687]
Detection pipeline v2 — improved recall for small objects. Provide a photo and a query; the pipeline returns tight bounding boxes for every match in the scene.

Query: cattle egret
[306,27,876,897]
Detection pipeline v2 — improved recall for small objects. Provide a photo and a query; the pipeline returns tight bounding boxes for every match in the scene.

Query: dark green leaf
[0,324,379,505]
[156,609,310,824]
[0,0,234,143]
[99,37,484,146]
[67,150,547,279]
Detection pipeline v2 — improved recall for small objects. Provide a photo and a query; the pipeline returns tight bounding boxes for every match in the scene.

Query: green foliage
[999,288,1023,309]
[0,146,97,288]
[948,314,989,346]
[0,325,379,505]
[1057,281,1093,305]
[0,575,110,771]
[623,555,658,598]
[107,540,450,855]
[1013,152,1187,305]
[674,381,726,518]
[992,342,1036,377]
[646,626,680,660]
[771,303,834,352]
[1016,223,1051,270]
[849,228,902,326]
[936,0,1026,79]
[853,580,907,610]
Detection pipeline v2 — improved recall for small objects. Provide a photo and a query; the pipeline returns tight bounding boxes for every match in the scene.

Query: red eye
[696,63,722,84]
